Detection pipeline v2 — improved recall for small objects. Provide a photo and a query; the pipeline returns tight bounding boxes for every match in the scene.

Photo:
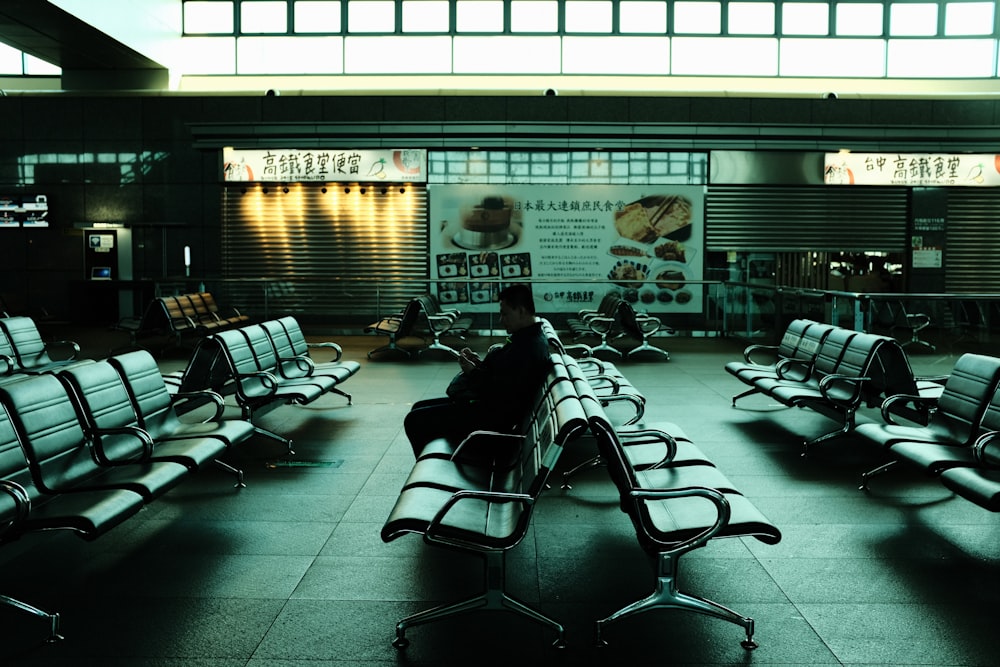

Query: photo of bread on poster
[614,195,693,243]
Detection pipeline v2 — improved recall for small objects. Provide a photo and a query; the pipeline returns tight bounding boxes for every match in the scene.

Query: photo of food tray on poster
[429,184,704,313]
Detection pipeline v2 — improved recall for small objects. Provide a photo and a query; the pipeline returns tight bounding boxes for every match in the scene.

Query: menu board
[428,185,705,314]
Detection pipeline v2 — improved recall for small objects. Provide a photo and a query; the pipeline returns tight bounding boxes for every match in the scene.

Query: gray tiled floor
[2,330,999,666]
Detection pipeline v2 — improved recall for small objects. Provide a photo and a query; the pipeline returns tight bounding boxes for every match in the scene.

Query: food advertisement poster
[428,185,704,314]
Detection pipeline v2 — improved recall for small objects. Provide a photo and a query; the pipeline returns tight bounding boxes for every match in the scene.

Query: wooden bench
[380,353,589,649]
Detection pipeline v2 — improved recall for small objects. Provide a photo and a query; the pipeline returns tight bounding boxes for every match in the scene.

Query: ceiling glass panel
[453,36,561,71]
[888,37,994,75]
[294,2,342,33]
[456,1,505,32]
[944,1,994,35]
[511,1,558,32]
[729,2,776,35]
[619,1,668,33]
[672,36,777,74]
[403,1,451,32]
[238,35,343,72]
[889,3,938,36]
[674,2,723,34]
[565,1,613,33]
[563,36,670,73]
[781,3,829,35]
[348,1,396,32]
[185,1,235,33]
[836,3,884,36]
[780,37,886,75]
[345,35,452,71]
[241,1,288,33]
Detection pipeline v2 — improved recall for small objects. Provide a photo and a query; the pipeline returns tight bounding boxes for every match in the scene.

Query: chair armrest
[616,428,678,467]
[0,479,31,533]
[0,354,14,375]
[278,354,315,377]
[972,430,1000,466]
[742,343,779,365]
[879,393,935,425]
[817,373,871,406]
[424,488,534,551]
[629,486,731,553]
[92,426,155,464]
[449,430,524,466]
[307,341,343,362]
[587,373,621,394]
[586,316,616,334]
[172,389,227,422]
[775,357,812,382]
[46,340,80,361]
[598,393,645,425]
[234,370,281,395]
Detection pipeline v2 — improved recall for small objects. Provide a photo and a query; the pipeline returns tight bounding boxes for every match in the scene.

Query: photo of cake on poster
[428,184,704,313]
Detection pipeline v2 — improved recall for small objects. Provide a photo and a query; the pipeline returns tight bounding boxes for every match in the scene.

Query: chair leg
[392,550,566,649]
[213,459,246,488]
[860,459,900,491]
[0,593,63,643]
[560,454,605,489]
[253,426,295,456]
[330,386,353,405]
[731,386,762,406]
[801,411,856,456]
[595,551,758,650]
[627,341,670,360]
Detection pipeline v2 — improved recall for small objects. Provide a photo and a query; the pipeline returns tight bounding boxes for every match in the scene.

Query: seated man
[404,283,552,459]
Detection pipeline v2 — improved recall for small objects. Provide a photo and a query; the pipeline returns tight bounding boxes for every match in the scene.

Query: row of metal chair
[0,316,80,377]
[364,293,471,360]
[0,348,260,641]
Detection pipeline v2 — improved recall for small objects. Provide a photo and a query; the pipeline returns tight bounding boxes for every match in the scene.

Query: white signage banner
[824,153,1000,186]
[222,148,426,182]
[428,184,705,314]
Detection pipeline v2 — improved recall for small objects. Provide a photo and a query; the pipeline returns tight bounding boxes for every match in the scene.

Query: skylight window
[456,1,504,32]
[889,3,938,36]
[782,3,829,35]
[674,2,722,34]
[241,1,288,33]
[944,1,993,35]
[348,1,395,33]
[294,2,341,33]
[729,2,775,35]
[565,1,613,33]
[184,1,235,34]
[619,1,668,34]
[402,1,451,32]
[511,1,558,32]
[836,3,884,36]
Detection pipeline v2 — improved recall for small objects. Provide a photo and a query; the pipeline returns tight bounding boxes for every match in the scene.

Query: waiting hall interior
[2,1,1000,665]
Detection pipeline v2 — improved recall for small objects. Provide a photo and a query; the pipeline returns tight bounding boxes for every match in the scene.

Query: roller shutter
[221,183,429,325]
[706,185,908,252]
[944,189,1000,293]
